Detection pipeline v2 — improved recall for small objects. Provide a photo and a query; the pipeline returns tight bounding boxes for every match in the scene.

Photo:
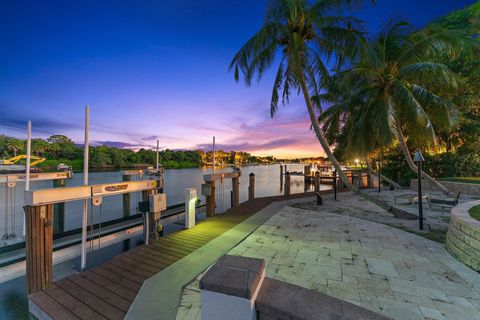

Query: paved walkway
[176,195,480,320]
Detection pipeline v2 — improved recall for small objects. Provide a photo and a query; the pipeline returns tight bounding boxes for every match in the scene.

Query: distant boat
[145,165,164,176]
[57,163,72,171]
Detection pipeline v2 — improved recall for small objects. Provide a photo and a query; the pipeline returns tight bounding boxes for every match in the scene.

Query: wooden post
[284,172,291,196]
[123,174,131,217]
[248,173,255,200]
[25,204,54,294]
[232,176,239,207]
[314,171,320,193]
[141,190,154,244]
[280,165,283,190]
[206,181,216,217]
[52,179,65,234]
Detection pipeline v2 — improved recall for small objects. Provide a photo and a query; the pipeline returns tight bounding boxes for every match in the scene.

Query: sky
[0,0,476,158]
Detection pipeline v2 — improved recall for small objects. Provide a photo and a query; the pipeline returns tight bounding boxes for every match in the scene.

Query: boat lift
[202,168,241,217]
[1,170,73,240]
[23,179,166,294]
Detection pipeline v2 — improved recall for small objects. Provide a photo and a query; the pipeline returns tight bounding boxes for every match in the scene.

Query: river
[1,164,329,242]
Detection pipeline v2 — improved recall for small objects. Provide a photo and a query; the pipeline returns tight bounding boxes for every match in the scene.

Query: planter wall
[445,201,480,272]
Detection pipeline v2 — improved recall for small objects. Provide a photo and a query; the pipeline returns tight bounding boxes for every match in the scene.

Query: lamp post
[377,159,381,192]
[414,149,425,230]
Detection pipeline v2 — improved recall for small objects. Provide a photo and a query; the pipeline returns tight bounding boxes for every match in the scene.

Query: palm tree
[230,0,369,192]
[318,21,464,195]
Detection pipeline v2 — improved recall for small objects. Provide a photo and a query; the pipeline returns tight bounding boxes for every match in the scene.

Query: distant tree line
[0,134,280,170]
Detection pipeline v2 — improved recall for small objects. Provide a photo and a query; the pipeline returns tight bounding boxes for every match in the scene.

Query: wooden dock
[29,193,314,320]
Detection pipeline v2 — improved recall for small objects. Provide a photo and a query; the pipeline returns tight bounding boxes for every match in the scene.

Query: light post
[377,159,381,193]
[355,158,359,167]
[414,149,425,230]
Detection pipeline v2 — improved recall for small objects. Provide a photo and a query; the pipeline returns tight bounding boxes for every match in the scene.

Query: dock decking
[29,193,314,320]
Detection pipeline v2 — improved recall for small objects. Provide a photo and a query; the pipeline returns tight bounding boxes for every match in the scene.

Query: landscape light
[414,149,425,230]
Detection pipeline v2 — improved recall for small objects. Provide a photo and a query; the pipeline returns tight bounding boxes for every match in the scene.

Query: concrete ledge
[256,278,391,320]
[445,200,480,271]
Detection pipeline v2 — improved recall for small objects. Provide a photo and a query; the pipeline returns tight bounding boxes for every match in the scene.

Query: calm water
[0,164,330,319]
[0,164,328,241]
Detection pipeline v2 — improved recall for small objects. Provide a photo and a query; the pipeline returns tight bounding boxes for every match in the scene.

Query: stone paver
[176,194,480,320]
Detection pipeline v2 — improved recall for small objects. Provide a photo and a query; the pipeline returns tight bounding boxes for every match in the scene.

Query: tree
[319,21,464,195]
[6,137,24,157]
[32,139,50,157]
[230,0,369,192]
[46,134,79,159]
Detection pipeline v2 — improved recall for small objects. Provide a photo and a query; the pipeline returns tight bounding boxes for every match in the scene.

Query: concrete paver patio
[175,193,480,320]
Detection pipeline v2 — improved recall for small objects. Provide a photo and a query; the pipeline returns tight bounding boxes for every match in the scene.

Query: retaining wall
[410,179,480,196]
[445,200,480,272]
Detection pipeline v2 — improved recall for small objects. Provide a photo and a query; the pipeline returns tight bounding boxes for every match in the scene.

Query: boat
[57,163,72,171]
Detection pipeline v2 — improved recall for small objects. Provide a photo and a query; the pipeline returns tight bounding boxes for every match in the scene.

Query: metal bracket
[92,196,103,207]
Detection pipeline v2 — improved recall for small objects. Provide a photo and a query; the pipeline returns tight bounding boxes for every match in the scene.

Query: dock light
[414,149,425,230]
[355,159,359,167]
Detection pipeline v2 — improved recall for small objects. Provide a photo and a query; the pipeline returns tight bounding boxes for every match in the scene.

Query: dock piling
[122,174,131,217]
[206,181,216,217]
[232,176,239,207]
[25,204,54,294]
[248,173,255,200]
[284,172,291,196]
[314,171,320,194]
[52,179,66,234]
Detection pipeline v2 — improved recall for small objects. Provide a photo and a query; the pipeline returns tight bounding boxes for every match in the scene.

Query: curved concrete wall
[445,200,480,271]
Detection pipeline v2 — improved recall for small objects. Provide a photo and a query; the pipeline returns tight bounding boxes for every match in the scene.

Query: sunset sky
[0,0,474,158]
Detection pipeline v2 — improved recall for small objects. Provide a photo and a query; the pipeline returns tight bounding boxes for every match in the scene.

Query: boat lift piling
[120,169,144,217]
[24,179,165,294]
[23,121,32,237]
[81,105,89,271]
[202,170,241,217]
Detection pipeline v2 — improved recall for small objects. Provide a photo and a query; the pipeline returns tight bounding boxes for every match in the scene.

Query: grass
[438,177,480,185]
[469,205,480,222]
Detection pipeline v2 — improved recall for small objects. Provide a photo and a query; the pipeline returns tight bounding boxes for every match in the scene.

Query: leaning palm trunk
[365,157,402,189]
[397,129,452,196]
[300,75,396,211]
[298,74,357,192]
[298,75,389,208]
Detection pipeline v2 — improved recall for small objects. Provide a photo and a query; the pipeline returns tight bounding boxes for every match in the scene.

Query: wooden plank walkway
[29,193,314,320]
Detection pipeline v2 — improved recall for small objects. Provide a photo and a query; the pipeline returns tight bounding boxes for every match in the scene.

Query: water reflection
[1,164,328,238]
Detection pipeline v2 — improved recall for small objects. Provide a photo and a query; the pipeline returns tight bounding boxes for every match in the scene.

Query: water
[0,164,330,319]
[1,164,328,240]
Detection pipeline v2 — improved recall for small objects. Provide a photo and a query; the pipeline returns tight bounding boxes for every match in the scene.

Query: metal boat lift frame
[23,179,165,294]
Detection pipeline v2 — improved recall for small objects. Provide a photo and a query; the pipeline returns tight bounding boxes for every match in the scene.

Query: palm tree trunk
[298,74,394,211]
[397,129,452,196]
[297,74,356,192]
[365,156,402,189]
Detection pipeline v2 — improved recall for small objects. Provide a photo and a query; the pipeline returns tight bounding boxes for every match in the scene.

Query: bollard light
[414,149,425,230]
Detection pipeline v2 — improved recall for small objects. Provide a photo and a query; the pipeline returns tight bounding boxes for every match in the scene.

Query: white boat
[57,163,72,171]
